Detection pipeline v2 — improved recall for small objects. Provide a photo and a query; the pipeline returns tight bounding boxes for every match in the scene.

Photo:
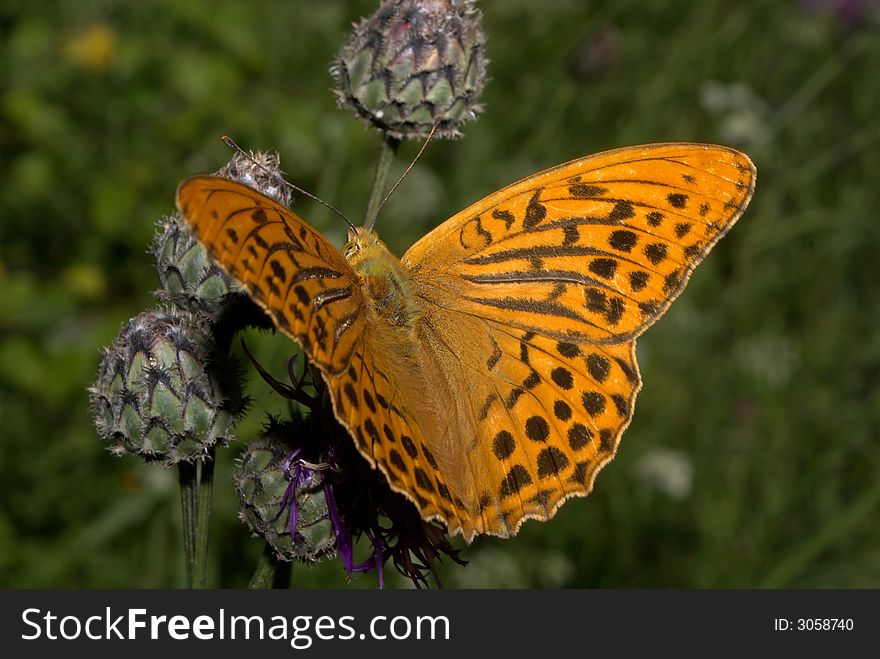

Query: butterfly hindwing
[176,176,365,373]
[326,341,473,536]
[470,328,640,537]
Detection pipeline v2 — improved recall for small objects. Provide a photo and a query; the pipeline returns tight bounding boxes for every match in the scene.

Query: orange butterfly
[176,143,755,542]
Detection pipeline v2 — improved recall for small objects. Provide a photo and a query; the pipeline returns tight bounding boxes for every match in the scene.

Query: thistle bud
[331,0,487,140]
[153,150,291,315]
[89,309,245,464]
[234,420,335,562]
[152,213,239,315]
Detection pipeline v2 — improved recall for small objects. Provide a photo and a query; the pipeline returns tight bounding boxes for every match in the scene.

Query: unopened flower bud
[89,309,245,463]
[331,0,487,140]
[234,420,336,562]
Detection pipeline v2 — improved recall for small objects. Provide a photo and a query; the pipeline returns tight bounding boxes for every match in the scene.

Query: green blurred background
[2,0,879,588]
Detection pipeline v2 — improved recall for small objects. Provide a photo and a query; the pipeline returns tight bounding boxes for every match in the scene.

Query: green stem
[178,461,198,588]
[363,133,400,230]
[249,544,280,588]
[193,448,215,588]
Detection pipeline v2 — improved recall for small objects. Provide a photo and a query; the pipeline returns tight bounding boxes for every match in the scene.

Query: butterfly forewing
[404,143,755,344]
[176,176,365,373]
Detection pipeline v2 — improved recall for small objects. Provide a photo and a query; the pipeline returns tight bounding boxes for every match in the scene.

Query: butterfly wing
[405,143,755,342]
[397,143,755,538]
[176,176,365,374]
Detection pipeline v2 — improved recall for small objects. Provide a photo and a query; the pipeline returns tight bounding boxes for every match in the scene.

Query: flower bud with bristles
[152,150,292,315]
[234,419,336,563]
[89,309,246,464]
[152,213,240,315]
[331,0,488,140]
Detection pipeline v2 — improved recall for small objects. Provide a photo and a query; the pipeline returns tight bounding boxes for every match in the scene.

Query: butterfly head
[343,226,386,266]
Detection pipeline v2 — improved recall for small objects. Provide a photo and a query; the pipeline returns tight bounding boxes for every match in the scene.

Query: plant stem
[249,544,280,588]
[178,461,198,588]
[363,134,400,230]
[193,448,215,588]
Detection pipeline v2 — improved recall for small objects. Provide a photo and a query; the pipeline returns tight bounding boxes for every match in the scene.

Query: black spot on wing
[269,258,287,283]
[629,270,649,292]
[663,270,681,293]
[646,211,664,227]
[551,366,574,390]
[667,193,688,209]
[293,285,310,306]
[588,258,618,280]
[644,243,668,265]
[553,399,572,421]
[556,342,579,358]
[487,337,502,370]
[479,393,498,420]
[582,391,605,416]
[500,464,532,498]
[401,435,419,459]
[568,423,592,450]
[493,430,516,460]
[608,200,635,222]
[615,357,639,384]
[569,183,607,198]
[608,230,637,252]
[525,416,550,442]
[523,189,547,229]
[586,353,610,382]
[492,208,515,230]
[344,382,359,410]
[389,449,407,474]
[537,446,570,478]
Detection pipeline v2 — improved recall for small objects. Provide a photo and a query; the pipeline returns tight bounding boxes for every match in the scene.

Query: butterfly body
[345,227,421,329]
[342,228,494,520]
[177,143,756,542]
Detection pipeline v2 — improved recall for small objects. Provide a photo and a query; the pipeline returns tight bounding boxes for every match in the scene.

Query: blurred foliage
[1,0,878,588]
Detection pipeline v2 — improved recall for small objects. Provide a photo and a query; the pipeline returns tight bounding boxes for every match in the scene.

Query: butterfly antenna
[366,123,438,231]
[221,135,356,232]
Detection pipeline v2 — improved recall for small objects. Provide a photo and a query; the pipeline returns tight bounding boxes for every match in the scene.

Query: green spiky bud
[152,150,292,315]
[234,420,336,562]
[89,309,246,464]
[152,213,239,315]
[331,0,487,140]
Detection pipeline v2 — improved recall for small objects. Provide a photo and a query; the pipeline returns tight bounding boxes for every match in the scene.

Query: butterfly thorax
[345,227,420,328]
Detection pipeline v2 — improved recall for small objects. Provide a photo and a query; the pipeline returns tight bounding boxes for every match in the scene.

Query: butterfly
[176,143,755,542]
